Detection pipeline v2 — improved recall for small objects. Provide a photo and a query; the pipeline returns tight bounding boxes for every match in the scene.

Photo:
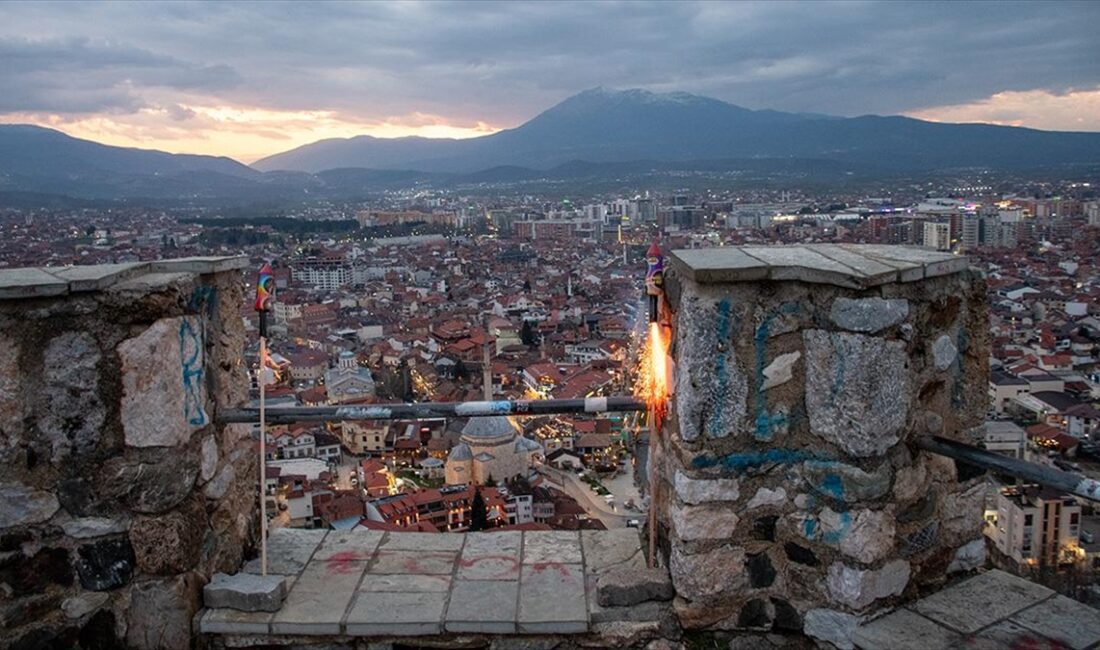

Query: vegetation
[469,488,489,532]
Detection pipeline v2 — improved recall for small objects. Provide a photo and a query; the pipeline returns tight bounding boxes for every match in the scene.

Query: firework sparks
[638,321,670,428]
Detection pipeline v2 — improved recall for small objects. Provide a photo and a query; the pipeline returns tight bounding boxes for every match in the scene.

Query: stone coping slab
[669,244,968,288]
[0,256,247,300]
[201,529,638,638]
[851,569,1100,650]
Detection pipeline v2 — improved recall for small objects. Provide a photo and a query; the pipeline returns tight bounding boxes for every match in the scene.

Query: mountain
[253,87,1100,173]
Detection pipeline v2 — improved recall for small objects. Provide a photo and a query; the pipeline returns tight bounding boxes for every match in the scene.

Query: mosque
[444,415,543,486]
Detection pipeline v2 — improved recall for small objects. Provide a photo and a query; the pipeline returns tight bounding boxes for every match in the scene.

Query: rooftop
[668,244,968,288]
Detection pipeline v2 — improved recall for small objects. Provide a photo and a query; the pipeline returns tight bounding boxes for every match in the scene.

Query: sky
[1,1,1098,163]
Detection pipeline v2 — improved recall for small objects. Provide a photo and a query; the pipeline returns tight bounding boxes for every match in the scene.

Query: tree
[469,488,489,532]
[521,320,536,347]
[523,278,531,292]
[484,474,496,487]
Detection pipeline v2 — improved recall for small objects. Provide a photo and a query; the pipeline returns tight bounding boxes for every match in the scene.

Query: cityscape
[2,2,1100,649]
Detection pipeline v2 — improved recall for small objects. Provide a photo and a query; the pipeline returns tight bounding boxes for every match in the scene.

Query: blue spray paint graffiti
[179,317,207,426]
[189,285,217,317]
[798,475,852,543]
[707,299,734,436]
[753,303,799,441]
[692,447,826,473]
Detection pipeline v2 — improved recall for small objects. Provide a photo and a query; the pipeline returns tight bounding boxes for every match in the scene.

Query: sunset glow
[0,104,502,163]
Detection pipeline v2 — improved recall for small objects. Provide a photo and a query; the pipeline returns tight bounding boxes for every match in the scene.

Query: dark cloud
[0,1,1097,123]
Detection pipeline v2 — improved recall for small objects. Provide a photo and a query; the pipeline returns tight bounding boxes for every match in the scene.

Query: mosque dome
[460,416,519,444]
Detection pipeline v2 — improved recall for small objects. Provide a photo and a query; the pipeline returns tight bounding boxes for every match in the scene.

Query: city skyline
[1,0,1099,161]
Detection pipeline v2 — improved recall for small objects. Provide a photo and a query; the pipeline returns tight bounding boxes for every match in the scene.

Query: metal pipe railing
[916,435,1100,502]
[218,396,648,425]
[219,395,1100,503]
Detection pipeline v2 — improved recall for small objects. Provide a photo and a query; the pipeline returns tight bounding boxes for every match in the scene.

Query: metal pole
[258,324,268,576]
[917,435,1100,502]
[647,408,658,569]
[219,396,647,424]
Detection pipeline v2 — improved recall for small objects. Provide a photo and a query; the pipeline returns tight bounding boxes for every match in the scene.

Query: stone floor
[198,527,646,638]
[854,570,1100,650]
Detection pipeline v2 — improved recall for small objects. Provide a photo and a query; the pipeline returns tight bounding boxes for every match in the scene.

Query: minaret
[482,339,492,400]
[567,273,573,297]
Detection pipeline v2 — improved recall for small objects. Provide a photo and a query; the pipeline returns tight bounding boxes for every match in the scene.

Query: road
[537,465,643,529]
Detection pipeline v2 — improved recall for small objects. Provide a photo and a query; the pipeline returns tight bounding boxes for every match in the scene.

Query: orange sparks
[638,321,670,429]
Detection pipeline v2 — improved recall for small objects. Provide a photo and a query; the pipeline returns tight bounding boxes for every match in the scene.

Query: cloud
[0,0,1097,158]
[906,87,1100,132]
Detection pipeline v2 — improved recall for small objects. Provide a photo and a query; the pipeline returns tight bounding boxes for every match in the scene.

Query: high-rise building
[923,221,952,251]
[987,485,1081,567]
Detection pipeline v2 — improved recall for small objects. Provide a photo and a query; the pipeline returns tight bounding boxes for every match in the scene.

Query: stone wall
[653,246,990,647]
[0,259,256,650]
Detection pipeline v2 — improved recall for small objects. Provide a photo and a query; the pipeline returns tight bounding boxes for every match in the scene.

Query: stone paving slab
[851,608,962,650]
[445,579,519,634]
[312,529,383,561]
[581,529,645,575]
[345,591,447,636]
[1009,594,1100,650]
[360,573,452,593]
[911,570,1054,634]
[150,256,249,274]
[270,587,353,635]
[523,530,582,565]
[200,607,273,635]
[369,550,458,575]
[458,531,522,580]
[518,562,587,634]
[668,248,770,284]
[962,620,1065,650]
[293,559,367,593]
[379,531,465,552]
[743,245,868,289]
[244,528,328,575]
[0,257,249,300]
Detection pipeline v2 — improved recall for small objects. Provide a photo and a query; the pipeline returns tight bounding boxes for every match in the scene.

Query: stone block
[829,297,909,333]
[118,316,208,447]
[932,334,958,370]
[826,559,909,610]
[1009,595,1100,650]
[673,470,739,504]
[911,569,1054,634]
[345,590,447,636]
[61,592,109,620]
[199,607,272,635]
[130,497,205,575]
[852,608,962,650]
[803,330,909,457]
[40,331,103,464]
[762,351,801,390]
[597,566,674,606]
[675,294,748,441]
[0,482,59,528]
[0,335,21,455]
[203,572,286,612]
[126,572,201,650]
[101,452,200,514]
[75,537,135,591]
[523,530,581,564]
[581,529,645,575]
[445,579,519,634]
[200,435,218,483]
[745,487,787,510]
[802,460,892,503]
[518,562,588,634]
[671,502,739,541]
[61,516,130,539]
[458,531,521,580]
[946,537,986,574]
[670,544,746,601]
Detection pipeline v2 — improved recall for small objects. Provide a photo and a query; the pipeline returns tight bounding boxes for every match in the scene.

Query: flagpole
[254,262,275,577]
[258,311,269,577]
